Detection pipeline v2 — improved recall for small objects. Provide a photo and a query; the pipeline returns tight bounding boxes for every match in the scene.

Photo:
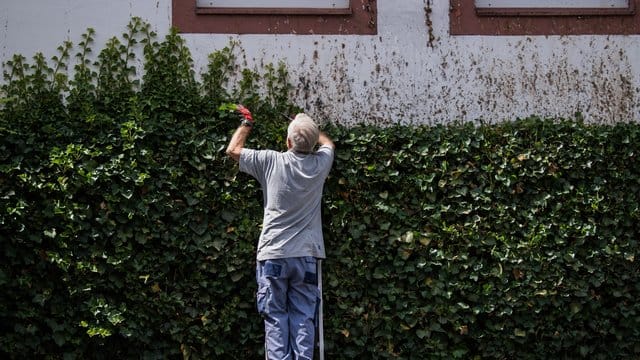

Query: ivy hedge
[1,19,639,359]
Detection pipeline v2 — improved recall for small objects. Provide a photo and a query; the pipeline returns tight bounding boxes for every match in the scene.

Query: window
[450,0,640,35]
[475,0,634,16]
[196,0,351,14]
[172,0,377,34]
[476,0,629,6]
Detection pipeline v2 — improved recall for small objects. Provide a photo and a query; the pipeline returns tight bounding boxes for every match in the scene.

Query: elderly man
[226,106,335,360]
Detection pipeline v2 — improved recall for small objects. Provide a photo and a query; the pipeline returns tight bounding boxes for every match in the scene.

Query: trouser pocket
[256,260,282,316]
[303,256,318,285]
[256,281,270,316]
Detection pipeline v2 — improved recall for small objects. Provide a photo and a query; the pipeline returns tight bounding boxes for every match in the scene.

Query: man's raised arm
[225,105,254,162]
[318,131,335,150]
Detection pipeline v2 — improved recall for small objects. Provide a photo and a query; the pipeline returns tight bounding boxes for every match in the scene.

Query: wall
[1,0,638,125]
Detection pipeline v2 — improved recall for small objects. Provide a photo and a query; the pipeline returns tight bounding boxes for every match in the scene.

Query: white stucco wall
[1,0,638,124]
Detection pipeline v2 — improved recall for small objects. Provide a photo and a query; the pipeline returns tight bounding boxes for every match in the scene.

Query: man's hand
[318,131,335,150]
[226,105,254,162]
[236,105,254,124]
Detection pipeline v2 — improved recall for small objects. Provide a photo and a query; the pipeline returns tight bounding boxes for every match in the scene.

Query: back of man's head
[288,113,320,153]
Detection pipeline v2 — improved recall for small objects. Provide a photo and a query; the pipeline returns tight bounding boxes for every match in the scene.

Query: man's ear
[287,138,292,150]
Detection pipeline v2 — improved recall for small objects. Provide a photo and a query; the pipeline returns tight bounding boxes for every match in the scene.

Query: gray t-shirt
[239,145,334,261]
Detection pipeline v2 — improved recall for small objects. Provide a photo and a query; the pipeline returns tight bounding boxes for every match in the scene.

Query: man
[226,105,335,360]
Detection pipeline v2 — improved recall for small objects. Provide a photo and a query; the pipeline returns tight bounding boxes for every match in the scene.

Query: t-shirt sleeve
[239,148,258,177]
[317,145,335,178]
[239,148,269,184]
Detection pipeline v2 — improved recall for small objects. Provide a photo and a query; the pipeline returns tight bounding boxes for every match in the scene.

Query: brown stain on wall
[227,34,636,126]
[424,0,435,48]
[460,39,636,124]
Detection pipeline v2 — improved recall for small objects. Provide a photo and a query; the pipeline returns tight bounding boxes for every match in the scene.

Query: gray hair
[287,113,320,153]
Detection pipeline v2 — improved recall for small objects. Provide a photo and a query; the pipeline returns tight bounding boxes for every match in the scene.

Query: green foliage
[1,18,293,359]
[323,120,640,359]
[2,19,639,359]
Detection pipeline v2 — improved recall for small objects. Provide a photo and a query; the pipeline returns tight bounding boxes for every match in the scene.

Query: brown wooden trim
[173,0,377,34]
[451,0,640,35]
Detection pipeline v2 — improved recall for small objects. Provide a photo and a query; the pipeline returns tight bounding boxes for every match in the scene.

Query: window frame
[450,0,640,35]
[172,0,377,35]
[475,0,635,17]
[195,0,352,15]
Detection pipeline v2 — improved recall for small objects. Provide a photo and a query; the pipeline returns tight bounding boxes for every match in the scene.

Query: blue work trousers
[256,257,319,360]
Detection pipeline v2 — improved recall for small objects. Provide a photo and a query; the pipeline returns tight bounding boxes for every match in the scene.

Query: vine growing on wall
[1,17,639,360]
